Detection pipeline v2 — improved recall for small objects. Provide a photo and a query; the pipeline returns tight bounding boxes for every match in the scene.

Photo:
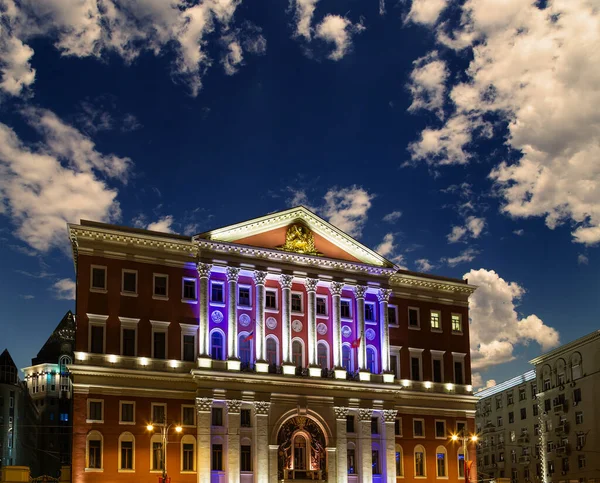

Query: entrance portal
[277,416,326,480]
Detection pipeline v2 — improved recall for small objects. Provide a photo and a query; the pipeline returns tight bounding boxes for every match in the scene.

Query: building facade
[475,330,600,483]
[68,207,477,483]
[21,310,75,477]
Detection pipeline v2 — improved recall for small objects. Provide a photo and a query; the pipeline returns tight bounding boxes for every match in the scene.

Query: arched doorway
[277,416,327,480]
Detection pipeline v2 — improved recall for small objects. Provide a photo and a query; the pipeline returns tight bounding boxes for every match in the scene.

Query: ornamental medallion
[266,317,277,330]
[317,323,328,335]
[211,310,224,324]
[239,314,251,327]
[292,319,303,333]
[341,325,352,338]
[366,328,376,341]
[277,224,322,256]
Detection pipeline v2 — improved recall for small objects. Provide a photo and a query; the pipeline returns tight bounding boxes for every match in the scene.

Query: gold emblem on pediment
[277,224,322,256]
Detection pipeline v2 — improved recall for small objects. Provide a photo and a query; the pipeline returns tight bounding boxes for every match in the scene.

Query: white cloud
[447,215,485,243]
[0,25,35,95]
[19,294,35,299]
[0,109,128,252]
[382,210,402,223]
[578,254,589,265]
[407,0,449,26]
[322,185,374,237]
[407,0,600,245]
[513,229,524,236]
[447,226,467,244]
[292,0,319,40]
[375,233,395,257]
[146,215,175,233]
[466,268,560,371]
[222,38,244,75]
[415,258,435,272]
[379,0,386,16]
[407,51,448,118]
[315,14,365,61]
[51,278,76,300]
[443,247,480,267]
[472,373,496,390]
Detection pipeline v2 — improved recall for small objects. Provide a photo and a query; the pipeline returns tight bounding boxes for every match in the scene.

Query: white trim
[87,314,108,354]
[430,310,442,332]
[365,301,377,323]
[85,430,104,471]
[341,342,355,373]
[316,295,328,317]
[413,419,425,439]
[181,404,196,427]
[87,398,104,423]
[434,419,447,439]
[366,345,378,374]
[181,434,197,473]
[121,269,138,297]
[435,445,448,479]
[265,288,279,312]
[388,304,399,328]
[210,280,226,306]
[265,334,280,365]
[317,340,330,369]
[431,350,445,384]
[452,353,466,385]
[340,297,353,320]
[119,401,136,425]
[180,323,199,362]
[118,431,135,472]
[451,313,463,334]
[238,284,253,309]
[396,444,404,477]
[150,320,170,359]
[182,277,198,303]
[414,444,427,478]
[291,290,304,315]
[409,348,424,381]
[210,328,226,360]
[90,265,107,293]
[390,346,401,379]
[408,306,420,330]
[291,337,305,368]
[152,273,169,300]
[150,402,167,426]
[119,317,139,357]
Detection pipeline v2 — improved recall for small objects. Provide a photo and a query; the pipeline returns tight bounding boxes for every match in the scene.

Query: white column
[334,407,349,483]
[255,402,271,483]
[354,285,367,371]
[378,288,392,373]
[330,282,344,368]
[254,271,267,363]
[306,278,319,368]
[226,267,240,364]
[279,274,294,364]
[196,397,213,483]
[227,400,242,483]
[269,444,279,483]
[383,409,398,483]
[358,409,373,483]
[327,447,337,483]
[196,262,212,358]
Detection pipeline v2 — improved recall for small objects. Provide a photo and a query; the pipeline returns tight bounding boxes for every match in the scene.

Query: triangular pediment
[195,206,394,267]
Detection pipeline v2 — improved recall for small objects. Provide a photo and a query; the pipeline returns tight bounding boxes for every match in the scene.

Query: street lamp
[451,431,478,483]
[146,421,183,483]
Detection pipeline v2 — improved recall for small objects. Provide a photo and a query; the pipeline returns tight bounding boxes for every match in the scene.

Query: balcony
[553,403,566,414]
[517,434,530,444]
[556,445,569,455]
[554,423,569,435]
[518,456,531,465]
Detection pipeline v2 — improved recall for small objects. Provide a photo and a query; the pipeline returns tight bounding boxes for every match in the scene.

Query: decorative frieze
[226,267,241,282]
[226,399,242,414]
[377,287,391,302]
[354,285,367,299]
[330,281,344,295]
[358,408,373,421]
[196,397,213,413]
[253,270,268,285]
[334,406,349,420]
[382,409,398,423]
[196,262,212,279]
[305,278,319,292]
[255,401,271,415]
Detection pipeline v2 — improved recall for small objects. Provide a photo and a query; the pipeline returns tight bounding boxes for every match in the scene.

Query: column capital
[354,285,368,299]
[226,267,240,282]
[196,397,213,413]
[226,399,242,414]
[382,409,398,423]
[330,281,344,296]
[358,408,373,421]
[255,401,272,415]
[253,270,268,285]
[334,406,349,420]
[305,278,319,292]
[377,288,392,302]
[196,262,212,279]
[279,274,294,289]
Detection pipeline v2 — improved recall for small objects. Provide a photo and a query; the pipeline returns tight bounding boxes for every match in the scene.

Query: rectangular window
[413,418,424,437]
[456,421,466,435]
[183,278,197,300]
[437,452,446,477]
[211,282,224,303]
[182,406,195,426]
[544,398,551,412]
[430,310,441,330]
[88,400,103,422]
[451,314,462,332]
[395,417,402,436]
[122,270,137,294]
[152,442,164,470]
[183,443,194,472]
[415,450,425,476]
[347,448,356,474]
[371,416,379,435]
[454,361,464,385]
[510,431,516,442]
[521,408,527,420]
[574,388,582,403]
[316,296,327,315]
[346,415,355,433]
[390,353,399,379]
[576,411,583,424]
[507,392,514,405]
[90,325,104,354]
[241,445,252,472]
[239,286,251,306]
[340,300,351,318]
[497,416,503,427]
[533,404,539,416]
[543,378,551,391]
[579,455,586,469]
[411,357,421,381]
[291,293,302,312]
[154,274,168,297]
[152,404,166,425]
[519,387,526,401]
[265,290,277,309]
[183,334,195,362]
[153,332,166,360]
[577,433,585,447]
[212,407,223,426]
[431,358,442,383]
[435,420,446,438]
[408,307,419,328]
[88,440,101,469]
[241,409,252,428]
[91,266,106,290]
[388,305,398,326]
[509,412,514,424]
[365,303,375,321]
[212,444,223,471]
[122,328,136,357]
[372,450,381,475]
[120,402,134,423]
[120,441,133,470]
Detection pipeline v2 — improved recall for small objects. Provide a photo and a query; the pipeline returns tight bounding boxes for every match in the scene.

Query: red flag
[351,337,361,349]
[244,331,254,342]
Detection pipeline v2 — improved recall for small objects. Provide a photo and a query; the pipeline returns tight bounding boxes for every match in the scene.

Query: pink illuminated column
[226,267,240,360]
[306,278,319,366]
[378,288,392,373]
[354,285,367,371]
[279,274,294,364]
[330,282,344,368]
[253,270,268,362]
[196,262,212,357]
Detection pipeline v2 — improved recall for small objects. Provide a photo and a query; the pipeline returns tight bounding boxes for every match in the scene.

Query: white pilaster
[327,447,337,483]
[330,282,344,368]
[354,285,367,372]
[255,402,271,483]
[254,271,268,362]
[378,288,392,373]
[196,397,213,483]
[334,407,349,483]
[269,444,279,483]
[227,400,242,483]
[279,274,294,364]
[306,278,319,367]
[358,409,373,483]
[197,262,212,358]
[226,267,240,363]
[383,409,398,483]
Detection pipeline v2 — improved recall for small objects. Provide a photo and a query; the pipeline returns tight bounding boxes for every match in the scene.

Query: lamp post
[451,430,478,483]
[147,420,182,483]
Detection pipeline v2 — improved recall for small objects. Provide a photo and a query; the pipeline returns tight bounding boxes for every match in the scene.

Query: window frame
[90,265,107,293]
[317,340,330,370]
[238,284,252,308]
[436,445,447,478]
[435,420,447,440]
[150,320,170,360]
[431,350,445,383]
[414,444,427,477]
[181,404,196,428]
[291,291,304,314]
[452,352,466,385]
[180,323,198,362]
[365,301,376,324]
[366,345,378,374]
[265,335,279,366]
[388,304,399,328]
[181,435,196,473]
[430,310,442,332]
[119,401,135,425]
[413,418,425,439]
[152,273,169,300]
[118,432,135,472]
[181,277,198,303]
[151,402,167,426]
[88,314,108,354]
[85,430,103,471]
[121,269,138,297]
[408,307,420,330]
[390,346,401,380]
[316,295,328,317]
[409,348,424,382]
[150,434,165,472]
[340,298,352,320]
[210,280,225,306]
[119,317,139,357]
[210,329,225,360]
[451,313,463,334]
[265,289,278,311]
[87,399,104,424]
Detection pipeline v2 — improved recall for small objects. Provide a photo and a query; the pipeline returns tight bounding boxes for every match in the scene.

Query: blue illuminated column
[226,267,240,362]
[378,288,392,373]
[196,262,212,358]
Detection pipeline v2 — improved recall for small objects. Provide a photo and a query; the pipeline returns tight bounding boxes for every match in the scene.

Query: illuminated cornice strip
[474,369,536,399]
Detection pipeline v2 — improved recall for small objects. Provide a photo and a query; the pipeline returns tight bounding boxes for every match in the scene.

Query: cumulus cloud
[147,215,176,233]
[447,216,485,243]
[292,0,319,40]
[443,247,479,267]
[407,51,448,118]
[382,210,402,223]
[466,268,560,371]
[407,0,449,26]
[322,185,374,237]
[51,278,76,300]
[415,258,435,272]
[315,14,365,61]
[0,108,128,252]
[0,2,35,96]
[513,229,524,236]
[577,254,589,265]
[376,233,395,256]
[472,373,497,390]
[407,0,600,245]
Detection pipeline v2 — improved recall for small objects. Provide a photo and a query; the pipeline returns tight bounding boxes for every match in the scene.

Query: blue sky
[0,0,598,387]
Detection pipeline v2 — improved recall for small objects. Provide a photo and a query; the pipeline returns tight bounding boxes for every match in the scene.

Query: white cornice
[390,273,476,295]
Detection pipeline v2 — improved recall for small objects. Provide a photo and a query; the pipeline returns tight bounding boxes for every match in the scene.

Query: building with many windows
[68,206,477,483]
[475,330,600,483]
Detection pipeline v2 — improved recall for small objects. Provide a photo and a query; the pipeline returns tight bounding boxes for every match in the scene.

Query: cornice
[390,272,476,295]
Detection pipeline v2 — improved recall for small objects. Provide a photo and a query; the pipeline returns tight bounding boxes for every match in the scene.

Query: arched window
[367,346,377,374]
[436,445,447,477]
[239,333,252,366]
[86,430,103,470]
[317,341,329,369]
[458,449,465,478]
[151,434,164,471]
[118,432,135,471]
[395,444,404,477]
[292,339,304,368]
[181,435,196,472]
[210,330,224,360]
[266,336,279,366]
[342,344,353,372]
[414,444,426,477]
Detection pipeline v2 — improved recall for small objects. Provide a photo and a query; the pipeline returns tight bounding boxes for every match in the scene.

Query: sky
[0,0,598,389]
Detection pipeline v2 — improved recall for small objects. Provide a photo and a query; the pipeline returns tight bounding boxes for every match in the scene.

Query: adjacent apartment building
[68,206,478,483]
[475,330,600,483]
